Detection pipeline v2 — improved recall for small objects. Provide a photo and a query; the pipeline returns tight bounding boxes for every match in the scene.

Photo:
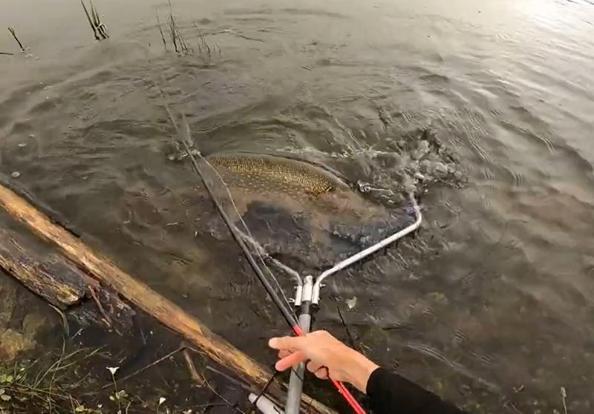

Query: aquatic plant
[155,0,220,65]
[155,0,191,55]
[193,23,221,66]
[81,0,109,41]
[0,347,105,413]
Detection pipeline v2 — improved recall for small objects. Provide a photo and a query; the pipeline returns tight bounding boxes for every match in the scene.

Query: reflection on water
[1,0,594,412]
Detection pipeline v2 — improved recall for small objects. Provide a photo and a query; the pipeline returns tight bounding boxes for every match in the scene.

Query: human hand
[268,330,379,393]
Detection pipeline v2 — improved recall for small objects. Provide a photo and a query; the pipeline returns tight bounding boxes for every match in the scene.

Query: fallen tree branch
[0,225,134,333]
[0,183,334,414]
[0,227,86,307]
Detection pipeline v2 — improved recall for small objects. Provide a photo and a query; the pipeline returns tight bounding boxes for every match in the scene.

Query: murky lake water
[1,0,594,412]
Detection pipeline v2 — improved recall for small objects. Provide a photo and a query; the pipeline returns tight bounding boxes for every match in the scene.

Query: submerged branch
[102,345,185,389]
[182,348,206,387]
[7,27,26,52]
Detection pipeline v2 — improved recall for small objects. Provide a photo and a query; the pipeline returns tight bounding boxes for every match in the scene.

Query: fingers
[278,349,291,359]
[276,354,329,379]
[275,351,306,372]
[272,337,305,369]
[307,361,329,380]
[314,367,329,380]
[269,332,336,378]
[306,360,323,373]
[269,336,306,352]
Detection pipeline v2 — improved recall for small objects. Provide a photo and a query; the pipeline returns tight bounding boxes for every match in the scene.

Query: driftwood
[0,227,86,307]
[0,225,135,333]
[0,183,334,414]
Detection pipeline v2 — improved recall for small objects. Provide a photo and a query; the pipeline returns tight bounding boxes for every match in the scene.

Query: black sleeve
[366,367,468,414]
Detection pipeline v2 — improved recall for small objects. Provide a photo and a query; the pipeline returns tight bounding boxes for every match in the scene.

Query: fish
[207,152,350,198]
[201,152,414,269]
[206,152,386,220]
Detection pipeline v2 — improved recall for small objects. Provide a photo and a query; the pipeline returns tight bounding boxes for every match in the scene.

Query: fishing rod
[169,111,366,413]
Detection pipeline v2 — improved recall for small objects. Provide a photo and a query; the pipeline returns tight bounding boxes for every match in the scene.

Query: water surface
[1,0,594,412]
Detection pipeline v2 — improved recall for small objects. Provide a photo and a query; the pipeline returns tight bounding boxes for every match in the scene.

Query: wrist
[343,349,379,393]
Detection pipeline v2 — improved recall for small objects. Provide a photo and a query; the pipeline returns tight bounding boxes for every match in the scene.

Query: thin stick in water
[335,303,358,350]
[81,0,100,40]
[7,27,26,52]
[91,1,109,39]
[156,12,167,51]
[167,0,178,53]
[169,14,179,53]
[101,345,185,389]
[182,348,205,386]
[561,387,568,414]
[166,0,190,54]
[80,0,109,41]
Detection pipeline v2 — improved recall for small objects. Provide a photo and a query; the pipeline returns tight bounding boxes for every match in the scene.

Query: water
[1,0,594,412]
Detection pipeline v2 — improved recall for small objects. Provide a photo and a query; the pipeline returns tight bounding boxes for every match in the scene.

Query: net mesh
[163,100,299,319]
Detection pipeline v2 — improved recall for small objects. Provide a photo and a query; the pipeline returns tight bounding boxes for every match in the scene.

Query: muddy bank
[0,275,52,361]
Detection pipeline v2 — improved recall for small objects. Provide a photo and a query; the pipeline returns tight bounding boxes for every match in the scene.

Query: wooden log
[0,183,334,414]
[0,227,86,307]
[0,224,135,333]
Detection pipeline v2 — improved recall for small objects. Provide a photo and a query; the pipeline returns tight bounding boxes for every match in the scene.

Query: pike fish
[202,152,414,269]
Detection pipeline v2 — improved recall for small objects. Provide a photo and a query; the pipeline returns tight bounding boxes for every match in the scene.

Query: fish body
[202,152,414,269]
[206,152,381,220]
[206,152,350,198]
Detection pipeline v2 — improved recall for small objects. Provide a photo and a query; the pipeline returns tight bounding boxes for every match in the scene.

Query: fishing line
[162,101,300,328]
[162,98,367,413]
[236,227,302,303]
[159,86,300,314]
[167,100,295,301]
[169,106,297,317]
[251,370,282,410]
